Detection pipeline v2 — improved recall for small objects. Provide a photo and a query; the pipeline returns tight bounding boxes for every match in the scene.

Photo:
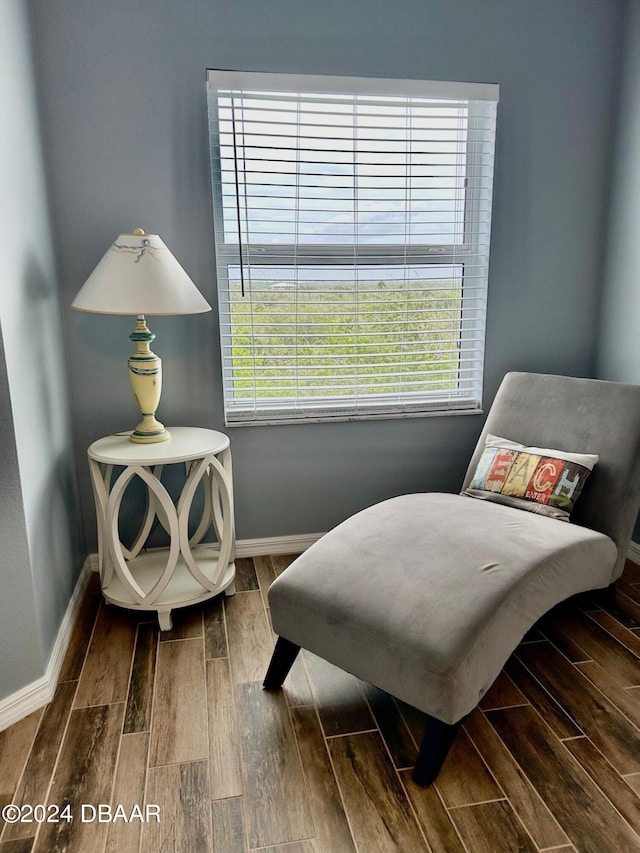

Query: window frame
[207,71,499,426]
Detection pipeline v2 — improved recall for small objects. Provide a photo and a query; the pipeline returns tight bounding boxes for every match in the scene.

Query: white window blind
[207,71,499,425]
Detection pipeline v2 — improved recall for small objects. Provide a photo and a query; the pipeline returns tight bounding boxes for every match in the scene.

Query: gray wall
[29,0,624,547]
[595,0,640,541]
[0,0,83,700]
[0,328,42,695]
[597,0,640,385]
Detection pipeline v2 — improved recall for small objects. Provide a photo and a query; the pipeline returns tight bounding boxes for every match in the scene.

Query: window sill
[224,406,484,427]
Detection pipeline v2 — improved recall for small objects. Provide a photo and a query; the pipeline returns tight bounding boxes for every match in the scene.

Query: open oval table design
[88,427,236,630]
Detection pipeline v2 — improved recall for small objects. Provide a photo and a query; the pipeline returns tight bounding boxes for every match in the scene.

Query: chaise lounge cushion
[268,492,617,724]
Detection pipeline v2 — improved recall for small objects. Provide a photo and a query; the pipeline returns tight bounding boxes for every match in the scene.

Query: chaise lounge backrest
[461,372,640,582]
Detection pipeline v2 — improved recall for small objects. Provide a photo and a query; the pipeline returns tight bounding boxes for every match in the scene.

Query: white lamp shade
[71,231,211,315]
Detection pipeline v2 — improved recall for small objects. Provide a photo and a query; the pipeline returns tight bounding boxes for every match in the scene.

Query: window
[207,71,499,425]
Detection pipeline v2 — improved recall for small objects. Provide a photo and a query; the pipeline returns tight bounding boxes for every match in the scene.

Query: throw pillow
[464,434,598,521]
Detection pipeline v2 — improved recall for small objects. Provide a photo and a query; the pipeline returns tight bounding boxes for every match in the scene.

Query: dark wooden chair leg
[412,716,461,787]
[263,636,301,690]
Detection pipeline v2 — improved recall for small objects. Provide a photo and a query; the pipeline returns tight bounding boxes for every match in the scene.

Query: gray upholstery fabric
[269,493,617,723]
[462,373,640,581]
[268,372,640,724]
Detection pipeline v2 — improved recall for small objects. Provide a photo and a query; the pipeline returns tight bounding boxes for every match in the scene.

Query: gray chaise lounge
[264,372,640,785]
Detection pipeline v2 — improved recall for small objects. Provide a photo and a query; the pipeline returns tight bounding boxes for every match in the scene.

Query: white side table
[88,427,236,630]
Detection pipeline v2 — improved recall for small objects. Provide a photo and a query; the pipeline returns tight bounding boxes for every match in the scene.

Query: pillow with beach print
[464,434,598,521]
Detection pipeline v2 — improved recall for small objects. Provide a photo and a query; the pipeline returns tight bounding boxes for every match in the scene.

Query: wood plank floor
[0,556,639,852]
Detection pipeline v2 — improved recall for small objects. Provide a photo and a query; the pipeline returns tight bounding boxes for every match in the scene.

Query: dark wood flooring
[0,556,639,852]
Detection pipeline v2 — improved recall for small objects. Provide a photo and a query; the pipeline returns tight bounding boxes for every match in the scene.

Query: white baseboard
[0,558,92,732]
[627,540,640,564]
[84,533,325,569]
[235,532,324,557]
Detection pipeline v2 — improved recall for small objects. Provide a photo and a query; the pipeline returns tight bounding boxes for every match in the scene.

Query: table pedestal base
[102,546,236,630]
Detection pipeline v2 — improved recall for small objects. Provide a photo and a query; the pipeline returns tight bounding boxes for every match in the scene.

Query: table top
[88,427,230,465]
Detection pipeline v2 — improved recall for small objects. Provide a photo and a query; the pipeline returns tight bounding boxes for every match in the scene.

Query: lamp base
[128,316,170,444]
[130,415,171,444]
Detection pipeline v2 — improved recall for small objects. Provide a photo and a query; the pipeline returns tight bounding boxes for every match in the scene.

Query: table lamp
[72,229,211,443]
